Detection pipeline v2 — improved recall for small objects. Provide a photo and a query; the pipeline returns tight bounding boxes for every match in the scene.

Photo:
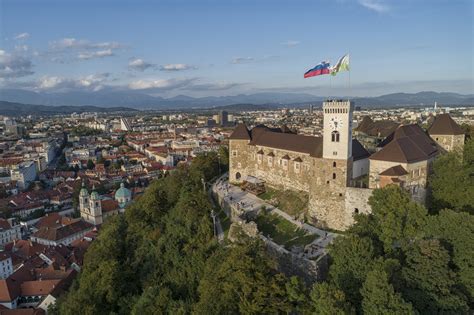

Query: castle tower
[308,100,355,231]
[322,100,354,160]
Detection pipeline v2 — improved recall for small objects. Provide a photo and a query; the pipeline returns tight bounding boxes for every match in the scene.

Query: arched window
[235,172,241,180]
[332,173,336,179]
[331,131,340,142]
[354,208,359,214]
[333,161,336,167]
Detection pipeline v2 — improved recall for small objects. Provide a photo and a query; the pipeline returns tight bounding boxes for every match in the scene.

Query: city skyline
[0,0,473,98]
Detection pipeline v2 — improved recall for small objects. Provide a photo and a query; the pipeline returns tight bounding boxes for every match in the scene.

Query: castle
[229,100,464,230]
[79,183,132,225]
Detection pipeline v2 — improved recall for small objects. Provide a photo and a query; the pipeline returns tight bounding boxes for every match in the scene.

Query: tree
[194,242,292,314]
[309,282,354,315]
[401,239,469,314]
[327,235,376,307]
[218,145,229,173]
[285,276,310,312]
[361,266,414,314]
[87,159,95,170]
[58,216,138,315]
[367,185,427,253]
[429,138,474,214]
[423,209,474,305]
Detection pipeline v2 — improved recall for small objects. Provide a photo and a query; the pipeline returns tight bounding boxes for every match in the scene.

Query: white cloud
[231,55,279,64]
[37,76,65,89]
[47,38,123,62]
[128,78,195,90]
[49,38,122,51]
[78,49,114,60]
[358,0,390,12]
[36,73,110,91]
[160,63,196,71]
[185,82,244,91]
[231,57,255,64]
[281,40,300,47]
[14,45,29,52]
[0,50,34,78]
[14,33,30,40]
[128,58,156,71]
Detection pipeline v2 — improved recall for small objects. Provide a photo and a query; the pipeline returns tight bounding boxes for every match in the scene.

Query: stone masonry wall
[229,139,253,183]
[431,134,465,152]
[252,146,312,192]
[345,187,373,226]
[308,158,352,231]
[369,158,432,204]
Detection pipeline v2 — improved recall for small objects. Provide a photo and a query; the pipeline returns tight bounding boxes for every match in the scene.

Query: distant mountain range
[0,101,137,116]
[0,89,473,110]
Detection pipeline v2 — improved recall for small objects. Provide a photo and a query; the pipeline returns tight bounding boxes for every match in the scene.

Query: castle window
[235,172,241,180]
[232,150,237,157]
[294,162,300,173]
[237,162,241,168]
[268,157,273,166]
[332,173,336,179]
[282,160,288,170]
[354,208,359,214]
[331,131,340,142]
[333,162,336,167]
[333,151,338,156]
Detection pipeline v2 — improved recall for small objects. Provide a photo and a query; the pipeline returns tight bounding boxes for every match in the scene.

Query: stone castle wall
[345,187,373,225]
[369,158,431,204]
[431,134,465,152]
[230,141,314,192]
[230,138,358,231]
[229,139,253,183]
[308,158,352,231]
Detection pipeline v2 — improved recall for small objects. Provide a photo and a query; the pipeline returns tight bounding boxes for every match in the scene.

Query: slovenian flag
[304,61,331,78]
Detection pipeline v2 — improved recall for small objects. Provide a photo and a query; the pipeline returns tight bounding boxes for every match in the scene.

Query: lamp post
[201,177,206,194]
[210,209,217,237]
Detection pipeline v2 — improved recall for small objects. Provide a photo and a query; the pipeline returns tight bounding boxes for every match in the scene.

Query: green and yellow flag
[331,54,350,76]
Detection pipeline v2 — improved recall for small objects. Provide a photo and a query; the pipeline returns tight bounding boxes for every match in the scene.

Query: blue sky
[0,0,472,97]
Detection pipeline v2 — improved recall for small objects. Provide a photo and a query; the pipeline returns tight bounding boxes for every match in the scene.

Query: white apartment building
[10,161,37,190]
[0,253,13,280]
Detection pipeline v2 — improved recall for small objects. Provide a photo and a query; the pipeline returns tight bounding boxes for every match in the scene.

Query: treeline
[54,152,307,314]
[54,140,473,314]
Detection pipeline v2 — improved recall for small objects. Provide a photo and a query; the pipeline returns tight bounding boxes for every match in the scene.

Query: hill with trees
[53,141,473,314]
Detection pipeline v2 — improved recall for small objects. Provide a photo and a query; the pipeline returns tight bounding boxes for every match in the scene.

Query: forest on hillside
[53,140,474,314]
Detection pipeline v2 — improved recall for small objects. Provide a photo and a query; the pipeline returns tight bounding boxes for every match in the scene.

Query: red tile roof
[32,221,94,242]
[20,279,61,296]
[371,124,438,163]
[428,113,464,135]
[379,165,408,176]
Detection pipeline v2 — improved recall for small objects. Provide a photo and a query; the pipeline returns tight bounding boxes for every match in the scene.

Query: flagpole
[329,74,332,100]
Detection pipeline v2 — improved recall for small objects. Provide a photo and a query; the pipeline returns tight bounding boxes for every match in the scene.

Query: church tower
[89,188,103,225]
[322,100,354,160]
[79,182,89,213]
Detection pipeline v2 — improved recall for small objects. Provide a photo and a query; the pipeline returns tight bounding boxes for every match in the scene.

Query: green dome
[79,182,89,197]
[115,183,132,200]
[90,190,100,200]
